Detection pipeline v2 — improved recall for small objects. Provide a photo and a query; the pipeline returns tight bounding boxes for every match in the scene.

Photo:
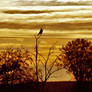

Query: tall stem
[35,38,39,82]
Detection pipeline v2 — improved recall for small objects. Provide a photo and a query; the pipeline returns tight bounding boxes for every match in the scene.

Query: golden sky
[0,0,92,81]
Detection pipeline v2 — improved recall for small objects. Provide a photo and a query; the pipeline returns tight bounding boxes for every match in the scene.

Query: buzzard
[37,28,43,36]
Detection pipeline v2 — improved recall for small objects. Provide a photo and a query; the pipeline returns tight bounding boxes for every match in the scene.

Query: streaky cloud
[16,0,92,6]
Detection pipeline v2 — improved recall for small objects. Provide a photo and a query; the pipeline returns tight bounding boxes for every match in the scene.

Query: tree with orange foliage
[62,39,92,82]
[0,48,36,85]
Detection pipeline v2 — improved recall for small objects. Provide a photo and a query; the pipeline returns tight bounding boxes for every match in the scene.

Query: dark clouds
[0,21,92,31]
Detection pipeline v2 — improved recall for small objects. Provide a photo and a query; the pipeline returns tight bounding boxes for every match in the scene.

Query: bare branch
[46,67,63,81]
[46,55,59,80]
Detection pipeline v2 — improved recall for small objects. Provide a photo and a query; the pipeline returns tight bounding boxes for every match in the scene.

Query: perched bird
[37,28,43,36]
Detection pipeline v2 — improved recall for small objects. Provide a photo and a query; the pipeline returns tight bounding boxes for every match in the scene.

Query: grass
[0,81,92,92]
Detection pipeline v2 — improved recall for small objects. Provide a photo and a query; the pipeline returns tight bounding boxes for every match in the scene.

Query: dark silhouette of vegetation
[0,32,92,92]
[32,29,63,91]
[34,36,63,82]
[0,47,36,85]
[0,29,64,92]
[61,39,92,82]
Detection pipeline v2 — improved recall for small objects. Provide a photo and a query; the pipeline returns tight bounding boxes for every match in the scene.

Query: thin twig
[46,67,63,80]
[46,55,59,78]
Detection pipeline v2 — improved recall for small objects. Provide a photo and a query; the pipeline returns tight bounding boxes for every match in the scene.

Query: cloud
[15,0,92,6]
[0,21,92,31]
[0,0,17,7]
[3,10,52,14]
[0,0,92,7]
[0,43,22,48]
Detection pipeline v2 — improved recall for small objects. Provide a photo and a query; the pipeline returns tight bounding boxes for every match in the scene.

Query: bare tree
[33,29,63,87]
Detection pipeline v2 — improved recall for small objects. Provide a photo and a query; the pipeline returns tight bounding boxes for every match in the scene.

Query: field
[0,82,92,92]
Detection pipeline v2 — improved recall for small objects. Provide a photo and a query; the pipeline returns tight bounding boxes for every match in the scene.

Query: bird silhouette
[37,28,43,36]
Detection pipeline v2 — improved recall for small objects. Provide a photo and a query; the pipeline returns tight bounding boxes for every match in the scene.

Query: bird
[37,28,43,36]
